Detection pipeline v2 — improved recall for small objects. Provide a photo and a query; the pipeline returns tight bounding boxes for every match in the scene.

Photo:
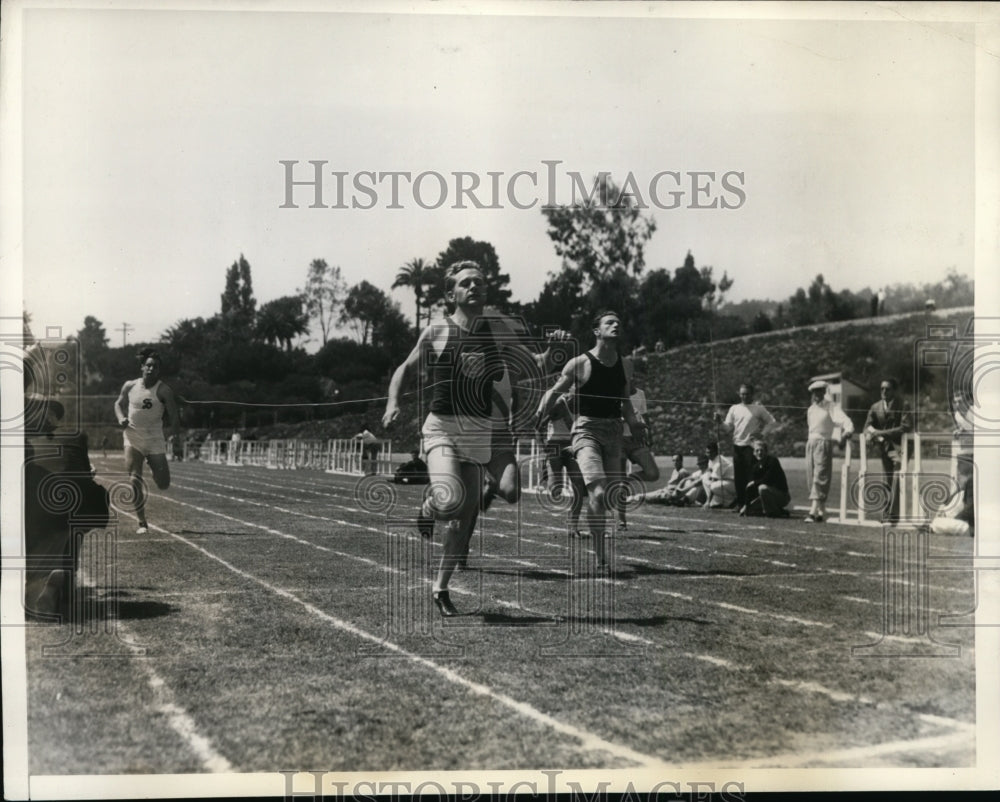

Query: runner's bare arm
[159,382,182,442]
[623,396,644,432]
[621,359,642,430]
[536,355,588,425]
[114,381,134,427]
[383,324,436,428]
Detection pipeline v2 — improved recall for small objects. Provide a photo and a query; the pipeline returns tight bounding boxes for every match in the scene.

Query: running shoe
[136,524,149,535]
[432,590,458,617]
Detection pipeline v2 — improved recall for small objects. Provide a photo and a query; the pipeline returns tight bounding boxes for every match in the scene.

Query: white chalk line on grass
[175,473,900,592]
[654,586,973,652]
[156,484,663,638]
[192,462,977,568]
[204,472,604,548]
[771,678,876,705]
[150,493,399,575]
[157,468,976,763]
[674,650,974,760]
[176,471,575,551]
[159,480,976,654]
[651,589,833,629]
[157,481,655,647]
[76,554,234,774]
[673,726,974,770]
[162,471,973,630]
[170,477,958,632]
[643,516,975,565]
[187,465,974,583]
[170,481,384,535]
[169,482,606,585]
[683,650,972,729]
[142,520,673,770]
[171,475,655,590]
[682,652,738,669]
[416,578,656,646]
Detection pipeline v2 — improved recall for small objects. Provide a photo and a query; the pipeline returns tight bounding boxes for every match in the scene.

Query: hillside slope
[642,306,974,457]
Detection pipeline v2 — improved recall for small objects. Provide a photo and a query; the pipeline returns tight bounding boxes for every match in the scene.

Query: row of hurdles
[184,437,395,476]
[184,432,969,526]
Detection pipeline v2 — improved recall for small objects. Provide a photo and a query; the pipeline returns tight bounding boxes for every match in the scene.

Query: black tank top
[577,352,626,419]
[428,319,503,418]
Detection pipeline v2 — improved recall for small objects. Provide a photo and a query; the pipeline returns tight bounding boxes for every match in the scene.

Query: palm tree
[392,258,433,333]
[255,295,310,351]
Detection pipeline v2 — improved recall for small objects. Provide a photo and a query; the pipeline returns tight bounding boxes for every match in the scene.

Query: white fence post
[837,438,852,524]
[857,435,868,524]
[900,433,909,522]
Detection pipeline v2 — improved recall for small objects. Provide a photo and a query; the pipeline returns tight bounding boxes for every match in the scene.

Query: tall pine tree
[221,254,257,338]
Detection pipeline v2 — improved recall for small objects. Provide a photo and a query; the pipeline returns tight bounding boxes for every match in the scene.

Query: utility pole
[115,322,134,347]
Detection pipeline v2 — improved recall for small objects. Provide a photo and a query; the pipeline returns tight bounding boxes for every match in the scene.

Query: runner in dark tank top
[576,351,627,419]
[536,311,647,569]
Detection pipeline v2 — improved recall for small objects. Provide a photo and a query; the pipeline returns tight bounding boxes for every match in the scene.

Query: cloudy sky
[7,2,992,347]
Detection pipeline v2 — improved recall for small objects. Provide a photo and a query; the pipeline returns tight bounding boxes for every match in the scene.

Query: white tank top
[128,380,165,431]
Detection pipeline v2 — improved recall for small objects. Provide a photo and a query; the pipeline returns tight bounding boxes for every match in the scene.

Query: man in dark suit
[864,378,913,523]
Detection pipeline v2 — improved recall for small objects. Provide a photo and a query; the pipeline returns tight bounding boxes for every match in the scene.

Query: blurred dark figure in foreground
[23,393,110,621]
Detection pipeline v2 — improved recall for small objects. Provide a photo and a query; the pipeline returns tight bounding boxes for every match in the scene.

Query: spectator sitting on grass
[634,454,706,506]
[703,442,736,508]
[929,474,974,537]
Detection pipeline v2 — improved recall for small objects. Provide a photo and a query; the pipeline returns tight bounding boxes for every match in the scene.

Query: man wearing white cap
[805,379,853,522]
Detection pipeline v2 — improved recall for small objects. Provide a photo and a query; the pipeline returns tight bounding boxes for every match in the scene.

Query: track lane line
[671,725,973,769]
[139,520,673,770]
[76,556,233,773]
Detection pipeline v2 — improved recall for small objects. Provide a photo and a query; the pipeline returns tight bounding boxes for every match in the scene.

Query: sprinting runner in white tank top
[123,379,167,455]
[114,350,181,534]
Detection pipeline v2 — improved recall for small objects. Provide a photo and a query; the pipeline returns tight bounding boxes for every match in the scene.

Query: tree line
[35,175,972,431]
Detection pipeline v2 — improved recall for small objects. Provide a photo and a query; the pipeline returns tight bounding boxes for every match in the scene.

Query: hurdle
[265,440,289,470]
[325,438,394,476]
[519,436,574,495]
[293,440,325,470]
[327,438,362,474]
[200,439,226,464]
[846,432,930,525]
[517,437,550,494]
[183,434,394,475]
[836,438,853,524]
[374,440,393,476]
[239,441,270,467]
